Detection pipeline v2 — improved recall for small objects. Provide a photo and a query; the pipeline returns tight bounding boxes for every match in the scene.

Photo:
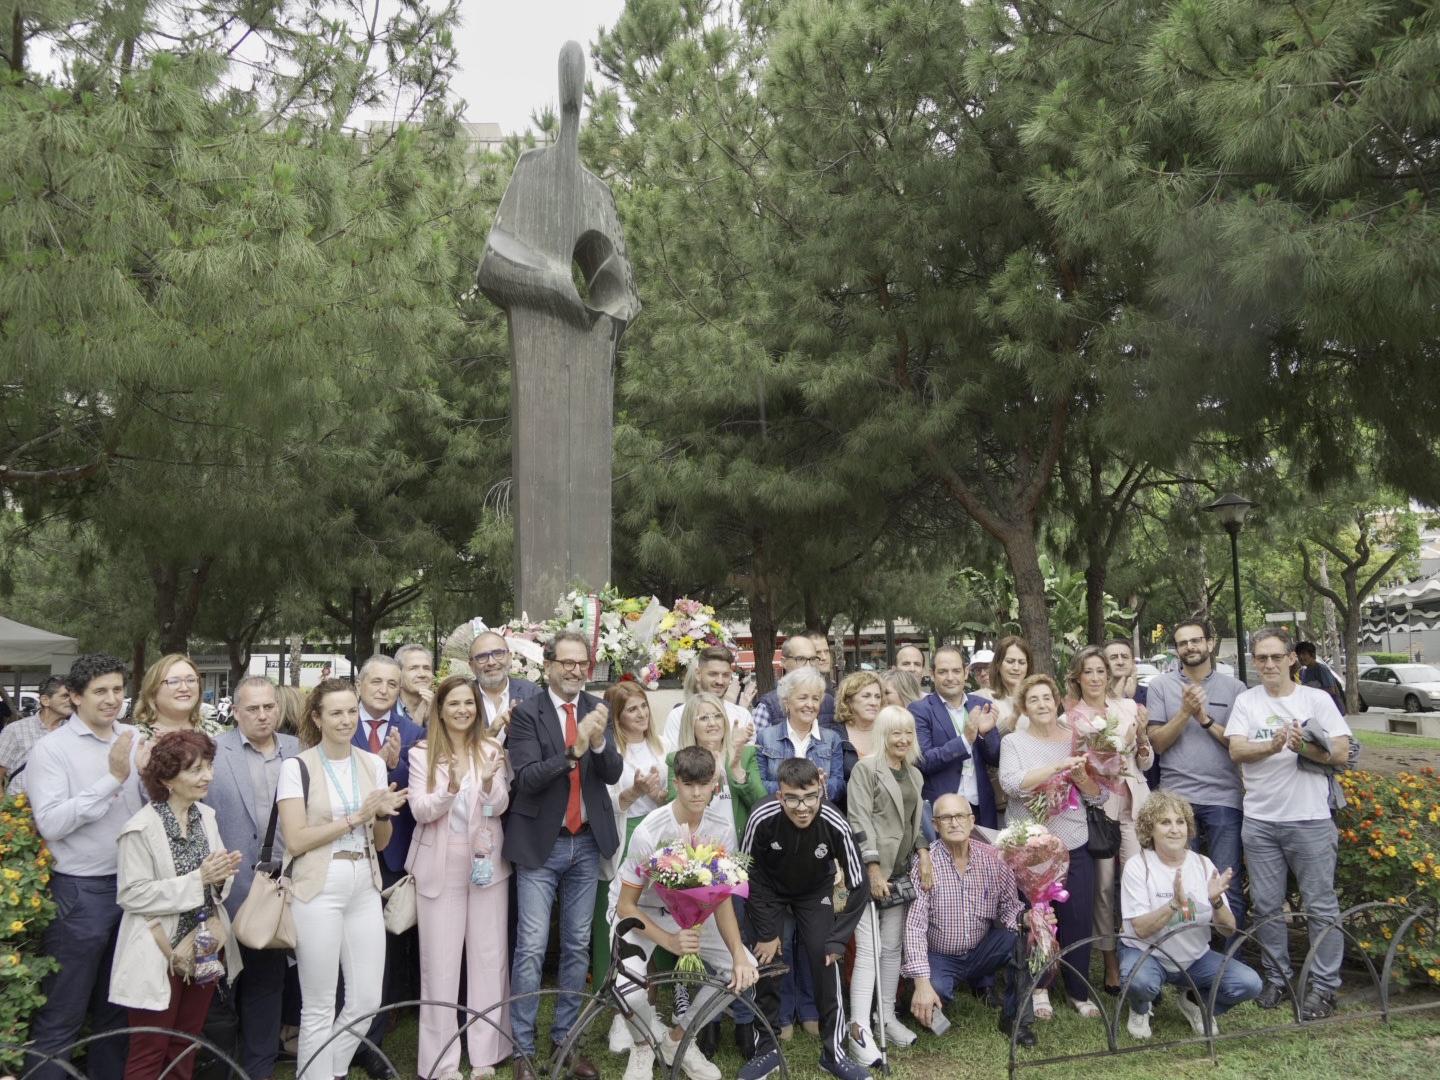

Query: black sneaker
[998,1013,1037,1048]
[819,1051,872,1080]
[1256,983,1290,1010]
[1301,989,1336,1020]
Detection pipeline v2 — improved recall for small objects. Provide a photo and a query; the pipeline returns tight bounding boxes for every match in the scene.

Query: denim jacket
[754,722,845,802]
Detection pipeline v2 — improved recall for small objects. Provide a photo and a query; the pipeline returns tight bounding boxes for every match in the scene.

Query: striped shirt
[902,839,1023,978]
[998,726,1096,850]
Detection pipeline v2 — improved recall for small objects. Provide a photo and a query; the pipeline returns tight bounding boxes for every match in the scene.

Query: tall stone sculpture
[478,41,640,620]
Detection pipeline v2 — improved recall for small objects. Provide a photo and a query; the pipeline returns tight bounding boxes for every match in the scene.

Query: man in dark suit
[467,628,542,739]
[910,644,1003,828]
[207,676,301,1080]
[505,630,623,1080]
[351,654,426,1079]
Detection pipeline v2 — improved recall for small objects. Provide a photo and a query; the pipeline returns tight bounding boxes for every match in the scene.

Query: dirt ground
[1351,737,1440,777]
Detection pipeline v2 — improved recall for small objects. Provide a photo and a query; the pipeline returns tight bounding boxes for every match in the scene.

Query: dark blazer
[503,690,624,869]
[909,691,1002,828]
[205,728,301,917]
[352,707,426,871]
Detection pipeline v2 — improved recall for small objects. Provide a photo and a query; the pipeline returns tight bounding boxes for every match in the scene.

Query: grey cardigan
[846,755,925,878]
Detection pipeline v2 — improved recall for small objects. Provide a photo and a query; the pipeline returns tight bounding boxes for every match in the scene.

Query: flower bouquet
[652,598,739,680]
[1068,707,1129,797]
[552,586,657,681]
[996,821,1070,974]
[641,837,751,978]
[1025,771,1080,823]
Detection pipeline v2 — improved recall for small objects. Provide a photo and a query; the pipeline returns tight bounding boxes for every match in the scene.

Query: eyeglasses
[935,813,974,826]
[470,649,509,663]
[1175,637,1208,648]
[1253,653,1290,665]
[780,792,822,809]
[550,658,588,672]
[161,676,199,689]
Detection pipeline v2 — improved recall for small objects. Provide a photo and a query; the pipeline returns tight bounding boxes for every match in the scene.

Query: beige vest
[289,745,384,902]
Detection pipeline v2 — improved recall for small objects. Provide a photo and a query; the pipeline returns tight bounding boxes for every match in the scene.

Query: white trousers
[292,858,386,1080]
[849,901,905,1034]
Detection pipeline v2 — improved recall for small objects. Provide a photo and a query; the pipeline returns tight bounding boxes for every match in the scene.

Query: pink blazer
[405,742,511,899]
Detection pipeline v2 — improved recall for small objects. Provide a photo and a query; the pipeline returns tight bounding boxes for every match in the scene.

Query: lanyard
[321,753,361,819]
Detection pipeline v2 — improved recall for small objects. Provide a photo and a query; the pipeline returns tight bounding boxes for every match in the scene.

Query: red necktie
[368,720,383,754]
[564,702,584,833]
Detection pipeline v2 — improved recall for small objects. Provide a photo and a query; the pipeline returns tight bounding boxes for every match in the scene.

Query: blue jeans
[1190,803,1246,930]
[510,830,601,1056]
[1118,946,1263,1015]
[1243,817,1343,993]
[29,873,129,1080]
[926,927,1018,1002]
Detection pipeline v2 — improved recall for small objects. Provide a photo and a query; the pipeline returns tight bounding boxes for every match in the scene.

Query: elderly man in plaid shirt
[903,794,1037,1045]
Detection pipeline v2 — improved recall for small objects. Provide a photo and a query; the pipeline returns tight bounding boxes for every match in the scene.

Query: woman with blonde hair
[1067,645,1154,995]
[879,669,924,708]
[407,675,511,1079]
[844,705,931,1063]
[132,654,226,740]
[668,691,767,837]
[998,674,1106,1020]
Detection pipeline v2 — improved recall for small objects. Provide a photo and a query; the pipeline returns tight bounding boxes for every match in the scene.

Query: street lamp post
[1405,601,1415,659]
[1203,493,1257,684]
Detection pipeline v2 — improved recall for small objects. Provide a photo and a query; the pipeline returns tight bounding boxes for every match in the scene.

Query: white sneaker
[1126,1008,1152,1040]
[883,1017,918,1047]
[846,1024,881,1066]
[624,1044,656,1080]
[1175,991,1215,1035]
[610,1012,635,1053]
[659,1031,720,1080]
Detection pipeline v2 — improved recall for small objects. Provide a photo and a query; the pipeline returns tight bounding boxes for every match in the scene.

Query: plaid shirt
[902,838,1023,979]
[0,716,53,793]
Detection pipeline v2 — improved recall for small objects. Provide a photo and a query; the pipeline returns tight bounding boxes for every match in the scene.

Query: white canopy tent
[0,615,79,675]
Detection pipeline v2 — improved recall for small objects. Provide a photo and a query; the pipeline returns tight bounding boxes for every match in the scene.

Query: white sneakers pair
[1126,994,1216,1040]
[624,1030,720,1080]
[847,1016,918,1066]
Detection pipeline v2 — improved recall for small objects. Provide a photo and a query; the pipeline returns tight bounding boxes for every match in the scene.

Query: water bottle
[192,912,224,985]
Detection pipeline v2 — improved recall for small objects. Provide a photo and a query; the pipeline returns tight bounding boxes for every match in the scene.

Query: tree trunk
[748,588,778,696]
[1084,547,1107,646]
[130,638,147,697]
[1002,527,1055,675]
[226,639,249,690]
[149,555,215,655]
[803,590,824,634]
[9,8,23,74]
[289,633,304,686]
[1318,552,1341,663]
[884,615,896,667]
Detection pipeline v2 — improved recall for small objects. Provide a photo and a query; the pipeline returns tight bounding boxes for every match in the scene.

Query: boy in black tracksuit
[739,758,872,1080]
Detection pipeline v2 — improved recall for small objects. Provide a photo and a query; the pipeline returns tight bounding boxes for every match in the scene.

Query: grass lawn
[295,986,1440,1079]
[1351,730,1440,753]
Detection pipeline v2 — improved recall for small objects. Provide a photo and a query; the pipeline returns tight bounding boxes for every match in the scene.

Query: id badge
[471,856,494,886]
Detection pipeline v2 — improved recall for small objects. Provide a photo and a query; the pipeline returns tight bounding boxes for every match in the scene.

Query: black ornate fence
[1006,900,1440,1077]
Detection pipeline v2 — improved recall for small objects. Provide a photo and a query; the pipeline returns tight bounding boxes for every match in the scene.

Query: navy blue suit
[351,707,425,872]
[503,690,624,869]
[909,691,1002,828]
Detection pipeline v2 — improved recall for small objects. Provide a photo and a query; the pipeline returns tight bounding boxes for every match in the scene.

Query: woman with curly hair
[111,731,243,1080]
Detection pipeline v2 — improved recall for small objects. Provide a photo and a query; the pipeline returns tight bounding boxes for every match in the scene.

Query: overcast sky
[455,2,629,134]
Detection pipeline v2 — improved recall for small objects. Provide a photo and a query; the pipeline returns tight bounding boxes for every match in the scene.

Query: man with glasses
[1225,627,1352,1020]
[739,758,870,1080]
[1144,619,1248,926]
[903,794,1031,1044]
[505,630,623,1080]
[752,635,837,730]
[0,675,73,792]
[467,629,541,740]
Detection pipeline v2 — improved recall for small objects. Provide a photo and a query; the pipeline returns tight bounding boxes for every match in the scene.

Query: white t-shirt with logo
[1120,849,1220,970]
[620,800,737,942]
[1223,684,1351,822]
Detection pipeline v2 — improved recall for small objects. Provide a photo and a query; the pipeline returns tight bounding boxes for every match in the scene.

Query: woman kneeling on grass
[1119,791,1263,1039]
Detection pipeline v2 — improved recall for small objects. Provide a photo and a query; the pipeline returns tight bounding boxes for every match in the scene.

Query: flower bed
[0,792,59,1067]
[1335,768,1440,984]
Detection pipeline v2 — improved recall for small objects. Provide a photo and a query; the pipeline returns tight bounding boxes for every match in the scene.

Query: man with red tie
[505,630,623,1080]
[351,654,425,1079]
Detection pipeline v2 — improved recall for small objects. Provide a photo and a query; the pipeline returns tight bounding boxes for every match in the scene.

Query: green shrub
[0,791,59,1067]
[1335,768,1440,984]
[1368,653,1411,665]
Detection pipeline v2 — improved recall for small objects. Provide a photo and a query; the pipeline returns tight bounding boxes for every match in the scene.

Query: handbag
[381,873,418,933]
[149,894,229,981]
[233,762,306,950]
[1085,800,1121,859]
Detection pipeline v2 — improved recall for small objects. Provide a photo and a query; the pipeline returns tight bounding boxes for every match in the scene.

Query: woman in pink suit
[407,675,511,1079]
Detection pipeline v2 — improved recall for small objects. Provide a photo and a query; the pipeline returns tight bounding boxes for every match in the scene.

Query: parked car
[1355,664,1440,713]
[1134,662,1160,687]
[1356,654,1378,670]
